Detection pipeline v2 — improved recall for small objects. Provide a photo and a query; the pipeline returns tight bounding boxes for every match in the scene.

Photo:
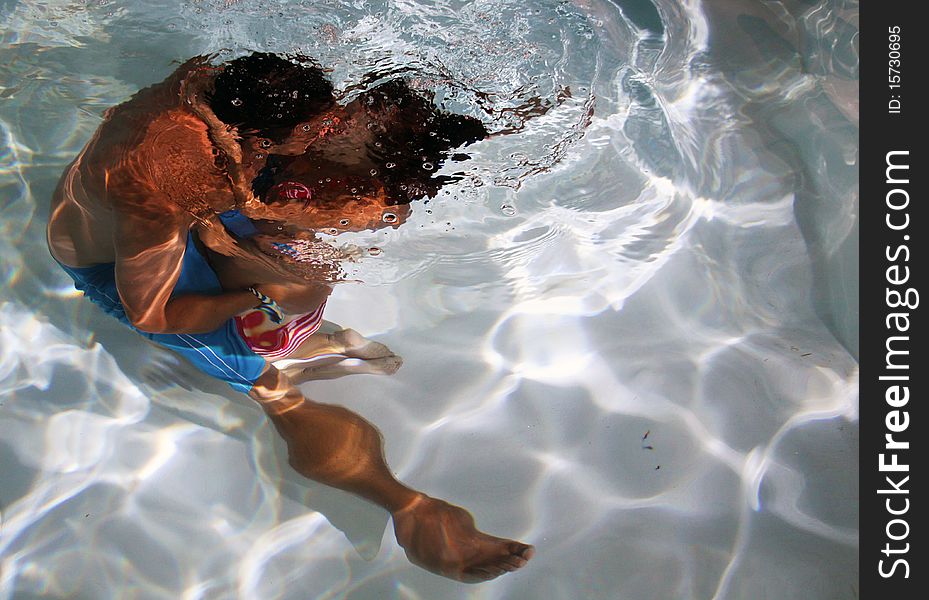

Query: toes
[508,542,535,561]
[460,542,532,581]
[499,554,527,571]
[371,355,403,374]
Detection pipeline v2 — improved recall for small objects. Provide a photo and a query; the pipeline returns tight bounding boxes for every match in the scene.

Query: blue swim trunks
[56,232,266,393]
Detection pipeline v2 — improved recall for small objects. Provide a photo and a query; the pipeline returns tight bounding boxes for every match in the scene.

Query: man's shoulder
[102,106,217,201]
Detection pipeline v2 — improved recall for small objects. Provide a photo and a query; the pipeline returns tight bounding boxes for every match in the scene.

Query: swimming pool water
[1,1,858,598]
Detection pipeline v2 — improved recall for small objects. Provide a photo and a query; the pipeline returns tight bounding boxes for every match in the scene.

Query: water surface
[1,1,858,598]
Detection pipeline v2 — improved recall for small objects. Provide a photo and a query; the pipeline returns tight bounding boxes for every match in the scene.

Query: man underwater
[46,52,533,582]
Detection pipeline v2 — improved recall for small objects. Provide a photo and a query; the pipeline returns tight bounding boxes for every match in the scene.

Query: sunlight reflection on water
[1,0,857,598]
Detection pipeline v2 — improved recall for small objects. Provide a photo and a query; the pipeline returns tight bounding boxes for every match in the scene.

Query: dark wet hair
[251,77,488,207]
[359,79,488,203]
[208,52,334,141]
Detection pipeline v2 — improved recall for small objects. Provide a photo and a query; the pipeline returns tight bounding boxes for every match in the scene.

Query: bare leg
[284,328,396,362]
[275,327,402,382]
[286,355,403,383]
[249,366,534,582]
[273,327,401,382]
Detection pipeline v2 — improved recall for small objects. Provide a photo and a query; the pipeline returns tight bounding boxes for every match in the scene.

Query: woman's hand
[255,282,332,315]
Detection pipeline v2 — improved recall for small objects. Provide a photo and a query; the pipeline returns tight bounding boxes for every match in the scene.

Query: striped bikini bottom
[235,300,327,361]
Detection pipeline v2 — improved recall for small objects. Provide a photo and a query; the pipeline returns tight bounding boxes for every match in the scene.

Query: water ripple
[1,1,858,598]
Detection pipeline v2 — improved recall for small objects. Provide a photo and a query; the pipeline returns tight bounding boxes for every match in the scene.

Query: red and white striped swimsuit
[235,301,327,361]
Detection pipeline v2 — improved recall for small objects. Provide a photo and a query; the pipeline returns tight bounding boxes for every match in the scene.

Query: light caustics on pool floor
[1,1,858,599]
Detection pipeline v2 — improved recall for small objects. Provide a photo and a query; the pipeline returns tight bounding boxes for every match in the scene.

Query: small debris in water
[642,430,654,450]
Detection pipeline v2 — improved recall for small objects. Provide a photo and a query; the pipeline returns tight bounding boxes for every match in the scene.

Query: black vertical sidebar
[861,3,925,598]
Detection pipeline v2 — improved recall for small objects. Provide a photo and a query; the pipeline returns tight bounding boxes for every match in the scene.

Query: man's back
[47,62,228,269]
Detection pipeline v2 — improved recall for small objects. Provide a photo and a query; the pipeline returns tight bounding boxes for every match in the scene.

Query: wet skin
[46,58,533,582]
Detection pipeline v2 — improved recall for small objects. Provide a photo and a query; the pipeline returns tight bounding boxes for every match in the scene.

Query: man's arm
[113,203,258,334]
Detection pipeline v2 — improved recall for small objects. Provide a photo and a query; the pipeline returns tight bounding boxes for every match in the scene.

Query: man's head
[208,52,335,142]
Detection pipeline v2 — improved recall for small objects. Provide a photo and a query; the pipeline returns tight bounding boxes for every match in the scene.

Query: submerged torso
[46,64,232,268]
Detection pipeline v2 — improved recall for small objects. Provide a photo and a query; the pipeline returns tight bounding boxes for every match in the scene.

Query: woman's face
[245,153,411,235]
[240,96,416,235]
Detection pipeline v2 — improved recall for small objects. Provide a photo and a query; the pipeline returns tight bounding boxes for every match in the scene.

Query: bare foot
[290,355,403,383]
[333,328,395,360]
[392,496,534,583]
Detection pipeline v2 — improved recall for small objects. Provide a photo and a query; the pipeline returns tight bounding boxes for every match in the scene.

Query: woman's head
[218,53,488,233]
[355,79,488,204]
[249,78,488,226]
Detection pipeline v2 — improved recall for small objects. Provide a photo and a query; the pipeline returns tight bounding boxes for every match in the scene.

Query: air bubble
[260,139,271,148]
[501,204,516,216]
[422,162,434,171]
[386,162,396,169]
[231,98,242,106]
[370,169,378,176]
[383,212,398,223]
[339,219,350,226]
[368,247,382,256]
